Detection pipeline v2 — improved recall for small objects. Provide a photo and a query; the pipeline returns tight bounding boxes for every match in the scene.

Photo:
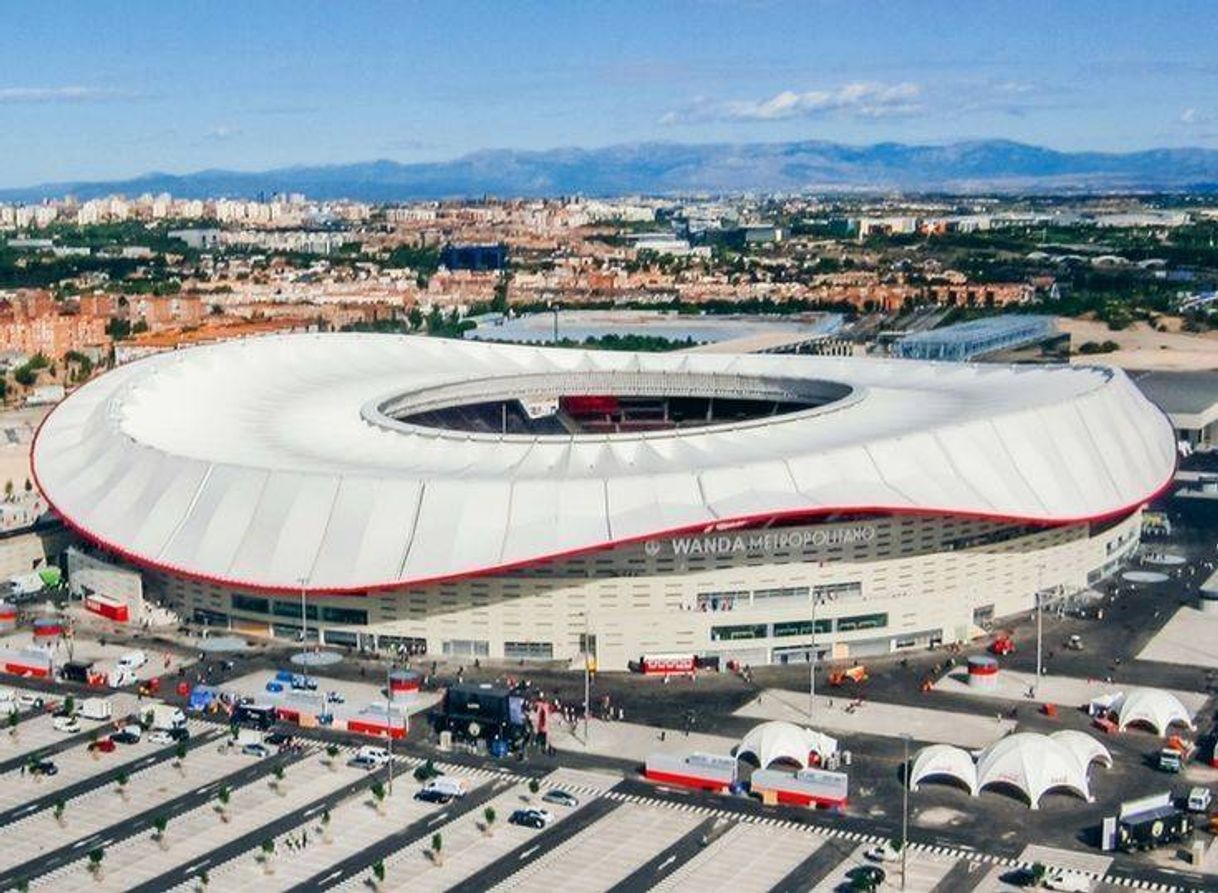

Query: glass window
[273,600,318,620]
[710,623,768,642]
[504,641,554,660]
[442,639,490,657]
[836,612,888,632]
[230,594,269,614]
[772,619,833,638]
[321,606,368,625]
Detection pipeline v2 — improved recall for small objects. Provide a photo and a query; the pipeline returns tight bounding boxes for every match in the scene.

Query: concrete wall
[134,511,1142,670]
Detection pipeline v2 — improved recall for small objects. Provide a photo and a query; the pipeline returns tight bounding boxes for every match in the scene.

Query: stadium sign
[655,525,876,557]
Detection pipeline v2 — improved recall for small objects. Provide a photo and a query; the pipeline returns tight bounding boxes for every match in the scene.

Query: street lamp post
[1034,565,1044,699]
[386,663,395,796]
[809,594,817,723]
[583,612,591,747]
[298,576,308,646]
[901,733,910,890]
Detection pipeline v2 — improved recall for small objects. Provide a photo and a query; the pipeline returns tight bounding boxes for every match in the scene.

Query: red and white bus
[639,653,696,676]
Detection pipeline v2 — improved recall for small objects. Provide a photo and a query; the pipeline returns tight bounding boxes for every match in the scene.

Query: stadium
[32,334,1176,670]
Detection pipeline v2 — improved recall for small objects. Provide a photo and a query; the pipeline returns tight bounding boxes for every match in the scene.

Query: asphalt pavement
[0,714,138,775]
[0,745,309,889]
[125,759,406,893]
[445,796,622,893]
[0,727,222,825]
[608,814,731,893]
[284,777,516,892]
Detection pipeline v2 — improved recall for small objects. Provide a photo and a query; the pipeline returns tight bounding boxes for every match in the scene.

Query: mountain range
[4,139,1218,202]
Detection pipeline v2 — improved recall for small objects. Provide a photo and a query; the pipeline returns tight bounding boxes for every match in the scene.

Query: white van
[421,776,468,799]
[356,745,390,764]
[1188,786,1212,813]
[117,651,147,671]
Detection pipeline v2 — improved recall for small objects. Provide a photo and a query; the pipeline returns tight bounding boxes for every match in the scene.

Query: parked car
[998,867,1038,888]
[846,865,886,891]
[111,729,141,745]
[241,743,272,758]
[266,732,293,748]
[88,737,117,754]
[509,808,553,829]
[326,691,345,704]
[52,715,81,734]
[28,759,58,776]
[542,789,579,808]
[1043,869,1092,892]
[414,787,454,804]
[17,693,46,711]
[864,842,901,863]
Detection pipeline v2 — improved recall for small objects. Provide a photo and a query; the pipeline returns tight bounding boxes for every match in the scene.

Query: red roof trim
[30,388,1177,599]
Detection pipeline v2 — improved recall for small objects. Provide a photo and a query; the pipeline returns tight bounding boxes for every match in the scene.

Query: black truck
[431,683,528,746]
[1117,805,1193,852]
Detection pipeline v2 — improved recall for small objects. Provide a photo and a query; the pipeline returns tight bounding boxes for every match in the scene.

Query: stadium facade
[32,334,1176,670]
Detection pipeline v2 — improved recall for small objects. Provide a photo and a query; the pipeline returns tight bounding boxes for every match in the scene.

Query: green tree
[371,859,386,888]
[87,847,104,880]
[430,831,443,866]
[370,780,386,814]
[53,798,66,827]
[153,814,169,848]
[115,768,129,799]
[483,805,496,836]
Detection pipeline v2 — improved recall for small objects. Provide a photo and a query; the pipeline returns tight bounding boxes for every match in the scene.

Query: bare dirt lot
[1059,316,1218,371]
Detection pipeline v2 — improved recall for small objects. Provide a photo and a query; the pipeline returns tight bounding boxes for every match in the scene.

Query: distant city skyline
[1,0,1216,189]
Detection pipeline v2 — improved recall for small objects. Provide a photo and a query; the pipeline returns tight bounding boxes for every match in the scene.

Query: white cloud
[662,81,923,124]
[0,86,131,103]
[203,125,242,142]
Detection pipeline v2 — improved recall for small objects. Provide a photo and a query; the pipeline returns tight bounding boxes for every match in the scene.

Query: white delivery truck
[143,704,186,731]
[80,697,112,722]
[0,687,15,715]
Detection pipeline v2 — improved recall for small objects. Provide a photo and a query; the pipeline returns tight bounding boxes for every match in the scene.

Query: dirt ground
[1058,316,1218,371]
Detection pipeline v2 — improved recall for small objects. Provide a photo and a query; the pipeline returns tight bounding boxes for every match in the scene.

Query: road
[0,727,222,825]
[125,759,406,893]
[445,797,622,893]
[0,714,139,774]
[767,837,862,893]
[0,746,309,889]
[284,778,516,891]
[608,815,731,892]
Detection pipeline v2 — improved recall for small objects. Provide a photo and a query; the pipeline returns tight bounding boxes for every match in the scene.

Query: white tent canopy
[909,744,978,796]
[1115,689,1194,735]
[975,733,1097,810]
[737,721,838,770]
[1050,730,1113,769]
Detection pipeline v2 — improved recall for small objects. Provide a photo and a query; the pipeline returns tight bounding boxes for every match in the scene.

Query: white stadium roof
[32,333,1176,593]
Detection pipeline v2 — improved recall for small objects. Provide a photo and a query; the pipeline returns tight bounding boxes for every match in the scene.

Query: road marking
[519,845,540,860]
[657,855,676,872]
[72,836,99,849]
[321,869,344,883]
[183,860,210,874]
[304,804,326,818]
[427,812,449,827]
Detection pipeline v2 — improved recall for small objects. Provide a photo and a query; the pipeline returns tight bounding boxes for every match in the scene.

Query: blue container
[489,738,509,759]
[274,670,294,683]
[265,681,284,693]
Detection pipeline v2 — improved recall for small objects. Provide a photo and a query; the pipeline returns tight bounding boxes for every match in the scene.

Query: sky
[1,0,1216,188]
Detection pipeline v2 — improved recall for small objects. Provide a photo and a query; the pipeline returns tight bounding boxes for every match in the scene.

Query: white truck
[79,697,112,722]
[143,704,186,731]
[0,687,15,715]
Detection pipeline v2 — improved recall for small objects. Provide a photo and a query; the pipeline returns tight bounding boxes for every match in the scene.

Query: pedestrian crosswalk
[206,727,1192,893]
